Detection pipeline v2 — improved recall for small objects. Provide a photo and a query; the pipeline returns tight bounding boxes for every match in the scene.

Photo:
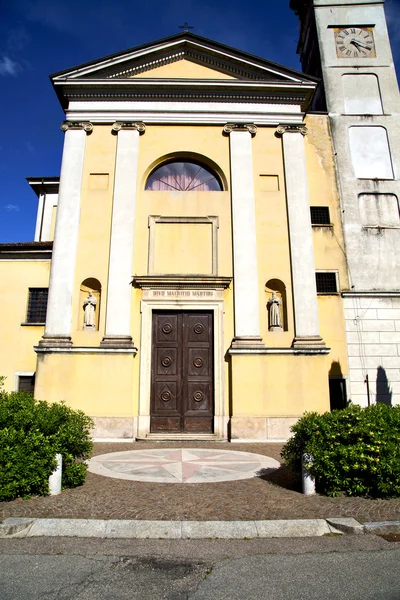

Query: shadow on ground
[256,466,302,493]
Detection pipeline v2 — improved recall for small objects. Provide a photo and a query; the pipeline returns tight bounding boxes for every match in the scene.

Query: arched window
[145,160,223,192]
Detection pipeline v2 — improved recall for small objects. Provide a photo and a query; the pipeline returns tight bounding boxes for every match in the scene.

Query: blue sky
[1,0,399,242]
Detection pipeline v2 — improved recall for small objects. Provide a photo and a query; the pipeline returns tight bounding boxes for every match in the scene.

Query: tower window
[26,288,48,323]
[146,160,222,191]
[316,273,338,294]
[310,207,330,225]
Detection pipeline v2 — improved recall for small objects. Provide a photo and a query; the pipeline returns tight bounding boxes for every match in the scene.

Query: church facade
[0,0,397,441]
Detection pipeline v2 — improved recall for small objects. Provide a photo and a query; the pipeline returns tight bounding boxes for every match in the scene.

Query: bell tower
[291,0,400,407]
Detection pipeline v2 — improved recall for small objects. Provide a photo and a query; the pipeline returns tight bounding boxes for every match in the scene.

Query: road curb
[2,517,400,539]
[0,517,349,539]
[0,518,35,538]
[363,521,400,535]
[326,518,364,535]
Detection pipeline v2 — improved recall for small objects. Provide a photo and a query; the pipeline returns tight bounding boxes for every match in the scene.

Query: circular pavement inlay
[88,448,280,484]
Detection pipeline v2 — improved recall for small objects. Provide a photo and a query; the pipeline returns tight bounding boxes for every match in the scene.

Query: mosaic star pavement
[88,448,280,484]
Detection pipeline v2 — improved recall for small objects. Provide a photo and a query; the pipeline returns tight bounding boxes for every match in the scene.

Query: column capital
[112,121,146,134]
[223,123,257,137]
[276,123,308,137]
[60,121,93,133]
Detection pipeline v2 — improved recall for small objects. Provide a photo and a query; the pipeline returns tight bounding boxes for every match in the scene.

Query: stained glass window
[146,161,222,192]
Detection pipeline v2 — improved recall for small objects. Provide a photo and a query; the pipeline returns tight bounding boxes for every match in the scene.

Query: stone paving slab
[1,441,400,523]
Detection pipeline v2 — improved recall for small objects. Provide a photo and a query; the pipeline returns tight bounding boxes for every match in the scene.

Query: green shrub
[281,404,400,497]
[0,389,93,501]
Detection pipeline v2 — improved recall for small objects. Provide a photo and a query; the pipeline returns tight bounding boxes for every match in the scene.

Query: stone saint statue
[267,291,283,331]
[83,291,97,328]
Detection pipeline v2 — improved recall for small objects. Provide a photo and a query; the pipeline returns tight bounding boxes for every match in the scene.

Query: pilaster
[277,123,325,349]
[40,121,92,347]
[224,123,264,349]
[101,122,145,348]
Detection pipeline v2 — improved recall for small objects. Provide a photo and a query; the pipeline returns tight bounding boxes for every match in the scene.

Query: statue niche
[266,279,287,332]
[79,278,101,331]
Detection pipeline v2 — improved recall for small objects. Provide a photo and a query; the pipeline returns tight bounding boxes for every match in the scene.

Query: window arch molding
[143,152,228,192]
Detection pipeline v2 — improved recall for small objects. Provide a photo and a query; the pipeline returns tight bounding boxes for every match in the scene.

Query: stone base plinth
[38,335,73,348]
[100,335,136,349]
[292,336,326,349]
[230,336,265,349]
[229,417,300,442]
[91,417,137,440]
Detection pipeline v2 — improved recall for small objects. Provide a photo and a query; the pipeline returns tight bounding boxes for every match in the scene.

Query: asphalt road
[0,535,399,599]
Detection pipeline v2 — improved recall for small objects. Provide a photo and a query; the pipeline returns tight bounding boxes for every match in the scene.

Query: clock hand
[350,39,371,51]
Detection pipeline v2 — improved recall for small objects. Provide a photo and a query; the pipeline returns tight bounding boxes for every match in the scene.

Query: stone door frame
[137,293,227,439]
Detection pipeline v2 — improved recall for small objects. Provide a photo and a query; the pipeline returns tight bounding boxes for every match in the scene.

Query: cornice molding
[106,49,269,81]
[132,275,232,290]
[66,91,307,104]
[342,291,400,297]
[228,347,331,355]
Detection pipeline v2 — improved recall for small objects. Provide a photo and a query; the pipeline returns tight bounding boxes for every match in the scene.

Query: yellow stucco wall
[0,260,50,392]
[35,353,135,416]
[230,354,331,417]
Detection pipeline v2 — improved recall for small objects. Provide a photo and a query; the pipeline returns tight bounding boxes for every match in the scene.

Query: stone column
[40,121,92,346]
[101,122,146,348]
[277,124,325,348]
[224,123,264,348]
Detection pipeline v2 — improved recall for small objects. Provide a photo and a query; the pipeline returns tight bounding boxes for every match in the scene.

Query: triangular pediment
[51,33,316,85]
[128,58,237,80]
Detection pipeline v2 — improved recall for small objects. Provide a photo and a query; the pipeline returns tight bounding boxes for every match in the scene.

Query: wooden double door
[150,310,214,433]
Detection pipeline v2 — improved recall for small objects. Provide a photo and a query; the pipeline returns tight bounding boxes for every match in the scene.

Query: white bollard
[302,453,316,495]
[49,453,62,496]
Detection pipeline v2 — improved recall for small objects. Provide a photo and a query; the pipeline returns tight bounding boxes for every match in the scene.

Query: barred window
[316,273,338,294]
[310,207,330,225]
[26,288,48,323]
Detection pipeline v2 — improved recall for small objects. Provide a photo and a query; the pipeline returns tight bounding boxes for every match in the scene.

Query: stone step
[142,433,224,442]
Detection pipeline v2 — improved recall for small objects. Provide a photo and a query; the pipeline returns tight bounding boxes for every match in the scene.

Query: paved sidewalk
[1,442,400,522]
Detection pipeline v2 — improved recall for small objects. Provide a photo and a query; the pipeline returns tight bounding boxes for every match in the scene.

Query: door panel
[151,310,214,433]
[156,348,178,375]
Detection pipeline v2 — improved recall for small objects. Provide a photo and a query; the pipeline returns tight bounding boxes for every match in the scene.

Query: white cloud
[3,204,20,212]
[0,56,21,76]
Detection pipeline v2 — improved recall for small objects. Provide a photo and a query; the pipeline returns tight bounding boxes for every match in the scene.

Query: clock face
[335,27,376,58]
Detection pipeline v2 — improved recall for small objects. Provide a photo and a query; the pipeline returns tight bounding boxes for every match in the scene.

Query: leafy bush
[281,404,400,497]
[0,388,93,501]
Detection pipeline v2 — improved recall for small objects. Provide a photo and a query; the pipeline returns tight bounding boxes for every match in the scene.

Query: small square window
[316,272,338,294]
[26,288,48,323]
[18,375,35,394]
[311,207,330,225]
